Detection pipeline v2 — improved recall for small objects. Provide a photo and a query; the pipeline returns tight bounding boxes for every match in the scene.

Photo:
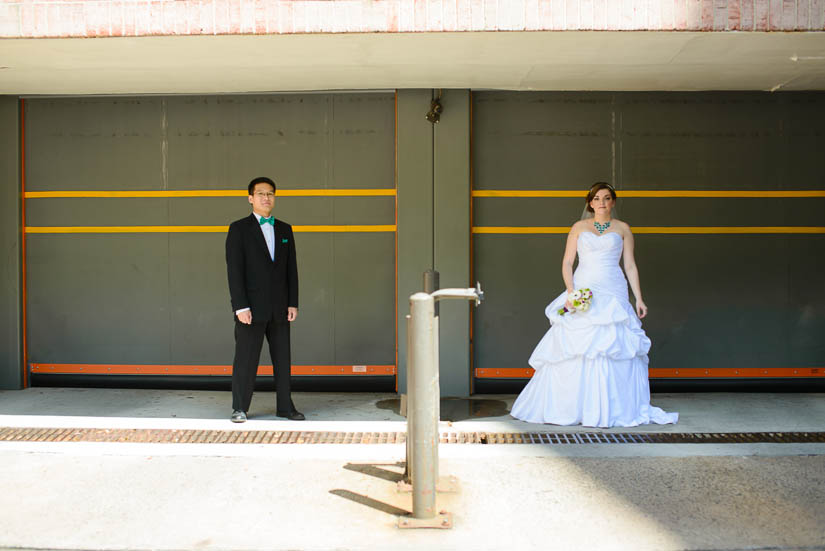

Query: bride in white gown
[510,182,678,428]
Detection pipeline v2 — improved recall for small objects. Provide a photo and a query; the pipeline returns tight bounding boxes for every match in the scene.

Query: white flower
[569,290,582,301]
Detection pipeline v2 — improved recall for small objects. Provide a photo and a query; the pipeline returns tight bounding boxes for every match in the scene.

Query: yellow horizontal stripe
[24,189,396,199]
[472,190,825,198]
[26,225,396,234]
[473,226,570,234]
[633,226,825,234]
[473,190,583,198]
[473,226,825,234]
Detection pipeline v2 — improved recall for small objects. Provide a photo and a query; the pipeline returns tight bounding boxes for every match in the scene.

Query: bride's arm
[562,223,579,295]
[621,224,648,319]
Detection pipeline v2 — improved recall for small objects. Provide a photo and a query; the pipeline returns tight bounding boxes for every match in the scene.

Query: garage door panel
[167,233,235,364]
[332,233,396,364]
[330,94,395,189]
[473,92,614,191]
[26,98,164,191]
[26,198,172,227]
[165,95,332,190]
[24,93,397,383]
[472,235,565,372]
[27,234,172,364]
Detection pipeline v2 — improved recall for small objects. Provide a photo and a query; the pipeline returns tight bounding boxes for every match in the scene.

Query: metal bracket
[398,511,453,529]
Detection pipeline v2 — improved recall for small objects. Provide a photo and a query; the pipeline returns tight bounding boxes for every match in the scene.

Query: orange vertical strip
[394,90,399,393]
[20,99,28,389]
[468,92,474,395]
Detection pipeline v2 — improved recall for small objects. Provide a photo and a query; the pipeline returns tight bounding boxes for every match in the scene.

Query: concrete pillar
[396,90,434,394]
[397,89,471,397]
[433,90,471,397]
[0,97,24,390]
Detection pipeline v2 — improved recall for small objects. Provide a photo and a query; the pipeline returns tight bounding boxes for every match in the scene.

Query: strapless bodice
[573,231,627,300]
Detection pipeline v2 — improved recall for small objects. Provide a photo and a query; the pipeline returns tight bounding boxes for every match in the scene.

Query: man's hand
[237,310,252,325]
[287,307,298,322]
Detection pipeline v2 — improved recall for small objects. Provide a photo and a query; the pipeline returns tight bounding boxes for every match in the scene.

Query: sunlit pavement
[1,388,823,551]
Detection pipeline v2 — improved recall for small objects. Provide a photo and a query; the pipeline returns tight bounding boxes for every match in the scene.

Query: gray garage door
[472,91,825,391]
[24,93,397,387]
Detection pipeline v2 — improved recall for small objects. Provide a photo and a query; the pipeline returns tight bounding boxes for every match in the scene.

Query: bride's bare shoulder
[570,220,588,233]
[613,219,631,231]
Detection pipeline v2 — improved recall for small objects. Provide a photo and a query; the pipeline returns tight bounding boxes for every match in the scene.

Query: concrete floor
[1,388,824,551]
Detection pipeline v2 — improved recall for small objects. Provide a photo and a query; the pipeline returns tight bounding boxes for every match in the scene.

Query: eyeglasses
[254,192,275,198]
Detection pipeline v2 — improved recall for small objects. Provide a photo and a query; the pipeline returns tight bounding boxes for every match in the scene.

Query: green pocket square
[281,238,289,243]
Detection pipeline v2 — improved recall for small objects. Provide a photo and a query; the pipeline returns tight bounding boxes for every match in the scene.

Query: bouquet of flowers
[558,288,593,315]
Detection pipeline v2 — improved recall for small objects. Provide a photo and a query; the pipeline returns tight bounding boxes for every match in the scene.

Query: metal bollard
[409,292,438,520]
[399,282,483,529]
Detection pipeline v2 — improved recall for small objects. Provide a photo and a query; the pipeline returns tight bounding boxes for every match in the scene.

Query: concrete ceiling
[1,31,825,95]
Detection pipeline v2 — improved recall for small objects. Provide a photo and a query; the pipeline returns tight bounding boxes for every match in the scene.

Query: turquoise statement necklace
[594,219,611,234]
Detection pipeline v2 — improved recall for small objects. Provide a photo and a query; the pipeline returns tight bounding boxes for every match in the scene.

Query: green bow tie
[259,216,274,225]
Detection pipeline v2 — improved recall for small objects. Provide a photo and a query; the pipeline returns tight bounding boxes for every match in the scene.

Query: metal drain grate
[1,428,824,445]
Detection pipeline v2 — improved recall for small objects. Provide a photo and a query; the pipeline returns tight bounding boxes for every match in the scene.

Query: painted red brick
[727,0,740,29]
[428,0,442,31]
[781,0,796,29]
[413,0,426,30]
[254,0,272,34]
[605,0,620,29]
[561,0,568,29]
[712,0,726,28]
[317,0,334,32]
[397,0,412,31]
[768,0,781,29]
[646,0,660,30]
[31,2,46,36]
[94,1,110,36]
[673,0,687,29]
[0,4,22,36]
[740,0,754,29]
[576,0,591,28]
[441,0,456,30]
[456,0,472,30]
[660,0,673,28]
[685,0,699,28]
[522,0,537,30]
[812,0,825,30]
[754,0,769,29]
[701,0,713,28]
[538,0,553,28]
[618,0,632,29]
[795,0,808,29]
[550,0,567,31]
[509,0,527,30]
[123,1,136,35]
[45,3,60,35]
[483,0,497,29]
[5,0,825,37]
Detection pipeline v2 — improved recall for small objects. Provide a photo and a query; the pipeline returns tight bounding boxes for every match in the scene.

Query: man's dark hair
[248,176,276,195]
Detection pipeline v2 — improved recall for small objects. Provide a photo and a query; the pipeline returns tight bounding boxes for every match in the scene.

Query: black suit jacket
[226,213,298,322]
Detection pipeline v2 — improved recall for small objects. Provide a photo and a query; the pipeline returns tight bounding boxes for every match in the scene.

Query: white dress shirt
[254,212,276,261]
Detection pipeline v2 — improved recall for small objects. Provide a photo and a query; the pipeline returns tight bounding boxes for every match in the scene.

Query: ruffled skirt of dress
[510,290,678,428]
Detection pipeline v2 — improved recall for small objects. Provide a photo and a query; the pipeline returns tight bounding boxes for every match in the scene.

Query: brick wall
[1,0,823,38]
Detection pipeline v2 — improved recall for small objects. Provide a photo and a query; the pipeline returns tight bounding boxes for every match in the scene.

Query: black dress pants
[231,317,293,414]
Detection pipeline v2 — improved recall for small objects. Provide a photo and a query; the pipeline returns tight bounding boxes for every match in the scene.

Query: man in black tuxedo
[225,176,304,422]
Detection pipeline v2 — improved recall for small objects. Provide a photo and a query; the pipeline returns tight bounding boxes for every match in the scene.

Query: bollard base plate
[398,511,452,529]
[397,475,458,494]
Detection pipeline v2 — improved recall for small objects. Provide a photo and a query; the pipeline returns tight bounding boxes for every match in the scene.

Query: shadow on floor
[375,397,509,422]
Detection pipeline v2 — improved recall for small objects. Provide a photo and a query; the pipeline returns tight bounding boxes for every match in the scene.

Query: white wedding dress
[510,231,678,428]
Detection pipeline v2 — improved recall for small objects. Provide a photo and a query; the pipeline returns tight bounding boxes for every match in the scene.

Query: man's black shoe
[231,410,247,423]
[277,410,305,421]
